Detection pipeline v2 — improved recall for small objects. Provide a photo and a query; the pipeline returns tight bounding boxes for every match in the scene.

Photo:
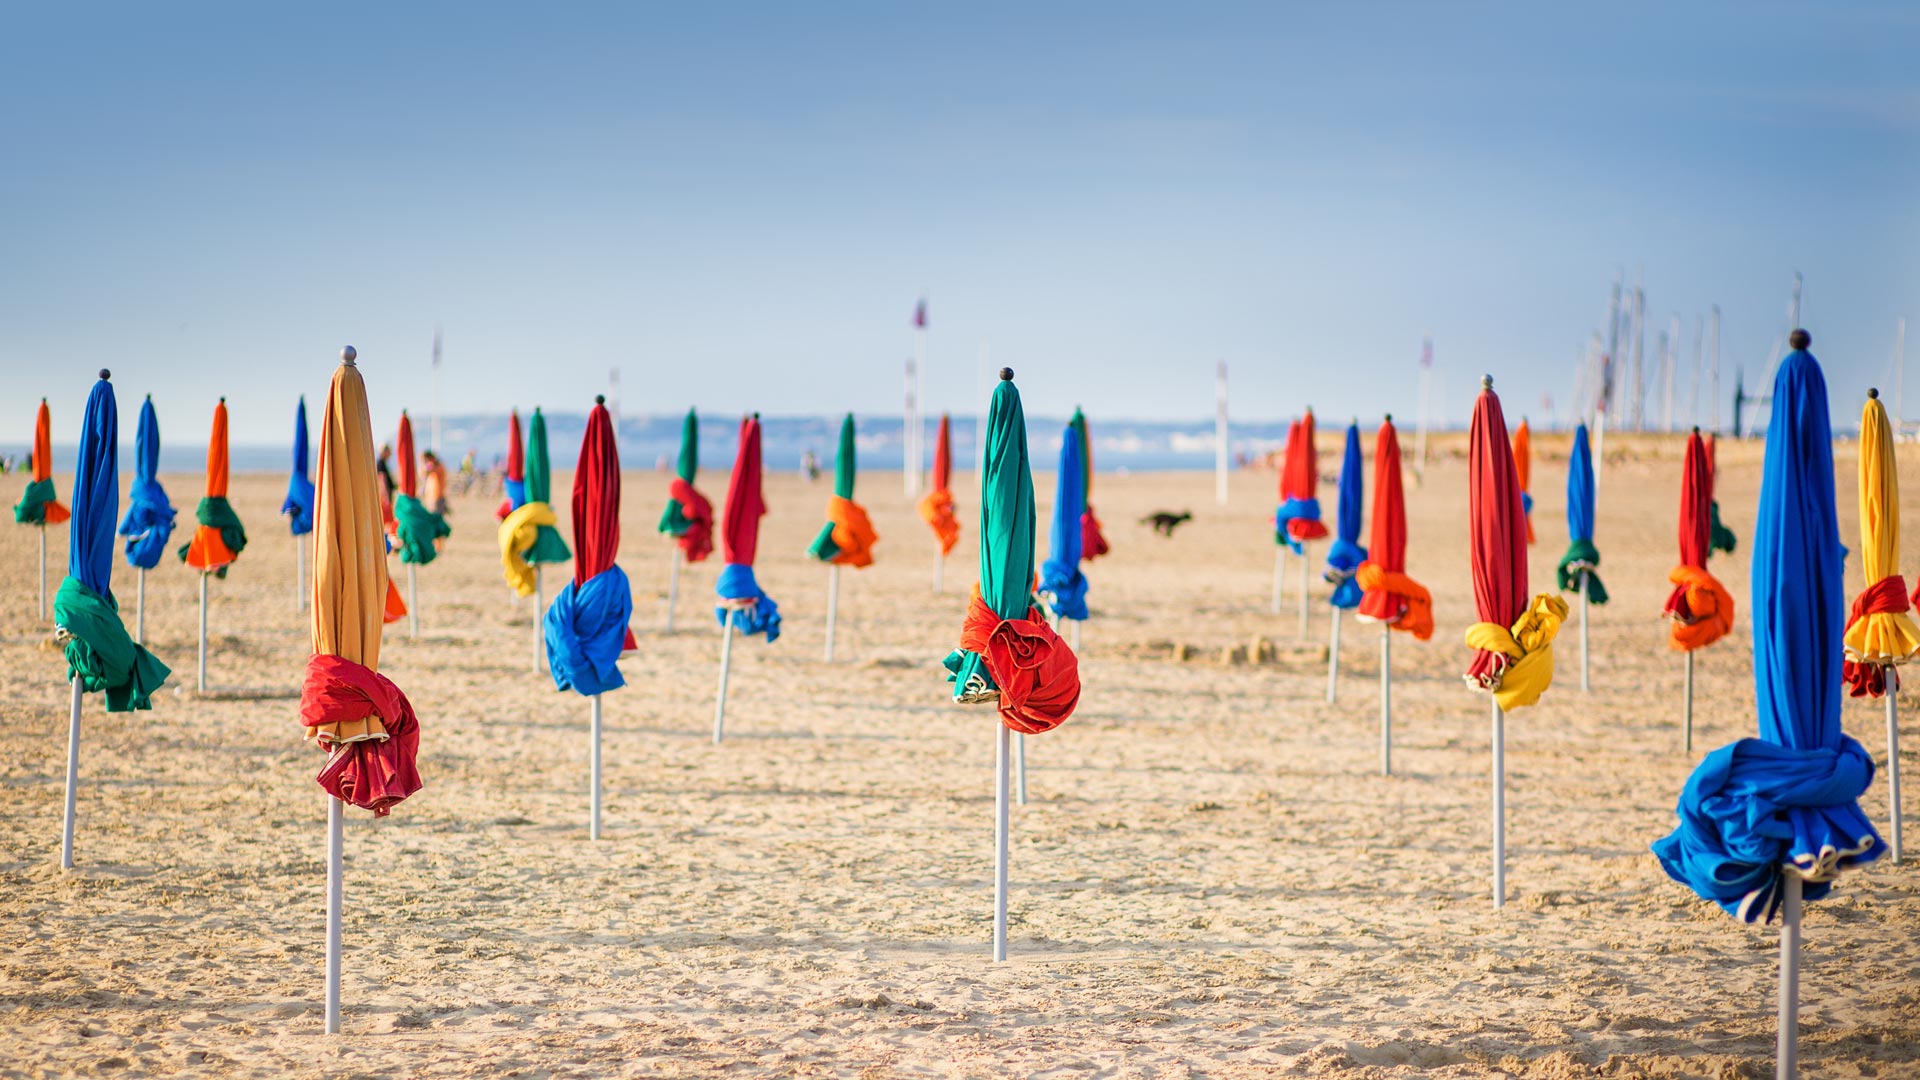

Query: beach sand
[3,434,1918,1079]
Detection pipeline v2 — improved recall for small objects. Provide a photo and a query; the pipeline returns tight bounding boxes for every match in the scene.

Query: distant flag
[1420,337,1433,369]
[914,298,928,329]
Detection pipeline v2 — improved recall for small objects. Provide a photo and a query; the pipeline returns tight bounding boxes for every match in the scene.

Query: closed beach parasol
[1322,421,1368,702]
[1356,416,1431,773]
[1072,409,1109,561]
[496,408,524,522]
[283,396,316,613]
[180,398,247,692]
[806,413,877,661]
[1512,418,1536,545]
[1652,332,1882,1078]
[943,369,1080,960]
[1557,423,1607,691]
[54,371,171,869]
[656,407,713,632]
[500,406,573,670]
[1039,420,1089,642]
[1664,429,1736,753]
[392,411,449,637]
[116,395,175,644]
[917,413,960,591]
[1275,409,1329,636]
[17,398,72,619]
[1464,376,1567,908]
[1841,389,1915,862]
[301,346,424,1034]
[712,414,780,741]
[543,396,633,839]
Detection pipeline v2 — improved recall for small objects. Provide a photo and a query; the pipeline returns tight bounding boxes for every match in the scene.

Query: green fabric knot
[54,577,172,712]
[807,522,841,562]
[1709,500,1737,555]
[525,523,570,565]
[394,493,451,565]
[658,501,693,537]
[1556,538,1608,605]
[14,477,61,524]
[177,495,247,575]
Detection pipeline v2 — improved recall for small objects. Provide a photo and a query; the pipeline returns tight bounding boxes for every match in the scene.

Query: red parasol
[573,397,636,652]
[1665,431,1734,652]
[396,413,419,498]
[1465,380,1531,688]
[497,409,523,521]
[722,415,766,566]
[1356,417,1432,639]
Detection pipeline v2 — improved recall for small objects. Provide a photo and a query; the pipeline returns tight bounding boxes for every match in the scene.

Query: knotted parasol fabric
[1512,419,1536,545]
[303,350,423,816]
[15,399,70,525]
[1653,343,1881,922]
[496,408,525,522]
[55,373,171,711]
[657,407,713,562]
[1556,424,1608,605]
[1071,409,1108,560]
[499,407,574,595]
[179,399,246,573]
[1324,421,1368,609]
[944,370,1080,732]
[1464,381,1567,712]
[1039,421,1089,621]
[392,412,449,566]
[1665,431,1735,653]
[544,397,635,695]
[1356,419,1432,639]
[917,413,960,555]
[117,396,175,570]
[1841,391,1920,697]
[283,396,316,536]
[714,415,781,640]
[806,413,878,568]
[1707,435,1738,555]
[1274,410,1329,553]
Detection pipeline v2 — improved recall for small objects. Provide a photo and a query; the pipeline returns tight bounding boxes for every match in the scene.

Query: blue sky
[2,2,1914,444]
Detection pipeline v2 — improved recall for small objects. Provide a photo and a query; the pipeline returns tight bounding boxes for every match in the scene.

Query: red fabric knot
[300,654,423,817]
[669,477,714,562]
[1845,575,1910,697]
[958,590,1080,734]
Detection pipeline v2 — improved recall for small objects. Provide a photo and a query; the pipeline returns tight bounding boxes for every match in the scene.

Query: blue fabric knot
[1323,538,1368,609]
[1039,558,1089,621]
[1275,498,1322,555]
[715,563,781,641]
[504,477,527,511]
[282,472,315,535]
[1652,735,1881,924]
[118,478,176,570]
[544,565,633,696]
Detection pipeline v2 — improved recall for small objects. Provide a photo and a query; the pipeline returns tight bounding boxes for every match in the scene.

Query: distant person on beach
[456,450,476,495]
[422,450,451,517]
[802,449,819,483]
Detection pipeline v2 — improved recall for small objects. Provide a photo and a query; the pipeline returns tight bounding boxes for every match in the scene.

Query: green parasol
[524,408,572,565]
[807,414,859,560]
[658,408,700,535]
[945,373,1035,699]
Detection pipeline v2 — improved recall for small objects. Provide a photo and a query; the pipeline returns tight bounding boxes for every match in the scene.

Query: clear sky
[3,2,1914,444]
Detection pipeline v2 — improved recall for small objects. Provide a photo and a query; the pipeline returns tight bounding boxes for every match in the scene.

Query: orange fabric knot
[826,494,878,567]
[1844,575,1910,697]
[383,577,408,625]
[958,588,1081,734]
[917,487,959,556]
[184,526,239,571]
[1354,561,1434,640]
[1664,565,1735,652]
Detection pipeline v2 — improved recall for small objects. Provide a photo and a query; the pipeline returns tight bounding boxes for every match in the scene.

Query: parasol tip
[98,368,110,380]
[1790,329,1811,350]
[145,393,151,401]
[219,396,226,404]
[340,346,357,365]
[1384,412,1392,423]
[1693,425,1701,434]
[1869,387,1880,400]
[999,367,1014,381]
[596,394,606,405]
[1480,374,1494,390]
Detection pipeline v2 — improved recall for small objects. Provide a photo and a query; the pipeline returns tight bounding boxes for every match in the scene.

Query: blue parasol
[283,396,315,535]
[1039,421,1089,622]
[117,396,176,569]
[1324,421,1368,608]
[1556,424,1608,605]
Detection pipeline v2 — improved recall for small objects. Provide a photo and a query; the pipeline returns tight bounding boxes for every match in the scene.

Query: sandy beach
[3,435,1917,1079]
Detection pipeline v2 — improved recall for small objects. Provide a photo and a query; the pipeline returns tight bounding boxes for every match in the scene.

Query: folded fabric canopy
[807,413,878,568]
[282,396,315,536]
[715,414,781,640]
[1841,391,1920,697]
[117,395,175,570]
[1664,430,1734,653]
[917,413,961,556]
[1464,381,1566,713]
[1324,421,1368,609]
[545,396,636,696]
[1274,410,1329,554]
[179,399,247,574]
[1356,418,1432,640]
[658,407,714,562]
[496,408,525,522]
[1072,409,1109,560]
[1039,420,1089,621]
[15,399,71,526]
[499,407,573,596]
[1556,424,1608,605]
[1512,418,1536,545]
[392,412,450,566]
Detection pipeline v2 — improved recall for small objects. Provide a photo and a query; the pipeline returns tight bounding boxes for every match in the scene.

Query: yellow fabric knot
[499,501,559,597]
[1462,593,1569,711]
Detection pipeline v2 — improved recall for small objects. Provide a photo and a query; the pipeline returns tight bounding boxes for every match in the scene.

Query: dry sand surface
[3,434,1919,1079]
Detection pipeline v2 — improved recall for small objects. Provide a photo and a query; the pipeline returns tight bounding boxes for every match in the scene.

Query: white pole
[994,723,1010,962]
[1215,361,1229,506]
[589,693,603,841]
[1297,543,1311,639]
[1889,691,1904,863]
[1015,731,1028,806]
[135,567,145,646]
[1415,351,1432,475]
[197,572,209,693]
[39,524,47,621]
[824,565,840,662]
[1271,547,1284,614]
[665,548,681,633]
[903,358,917,499]
[1492,700,1506,909]
[407,565,419,639]
[1326,606,1341,703]
[1380,627,1392,775]
[60,677,81,870]
[324,793,343,1035]
[1580,571,1591,693]
[713,609,736,744]
[1684,652,1695,753]
[533,567,544,674]
[1778,873,1802,1080]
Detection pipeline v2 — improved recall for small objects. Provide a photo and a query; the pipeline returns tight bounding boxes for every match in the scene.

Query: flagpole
[430,326,443,458]
[903,356,917,499]
[1215,362,1229,505]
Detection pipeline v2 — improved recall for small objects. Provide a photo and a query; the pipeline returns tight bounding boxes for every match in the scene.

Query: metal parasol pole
[1380,626,1392,775]
[1580,571,1591,692]
[994,723,1010,962]
[135,568,145,646]
[324,792,343,1035]
[533,567,544,673]
[1297,542,1311,638]
[1492,700,1506,909]
[1684,651,1695,753]
[589,693,603,841]
[665,548,681,633]
[1272,547,1284,614]
[713,608,736,744]
[61,677,81,870]
[407,565,419,639]
[1778,873,1802,1080]
[197,572,209,693]
[1326,606,1341,703]
[824,565,840,662]
[1889,689,1904,863]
